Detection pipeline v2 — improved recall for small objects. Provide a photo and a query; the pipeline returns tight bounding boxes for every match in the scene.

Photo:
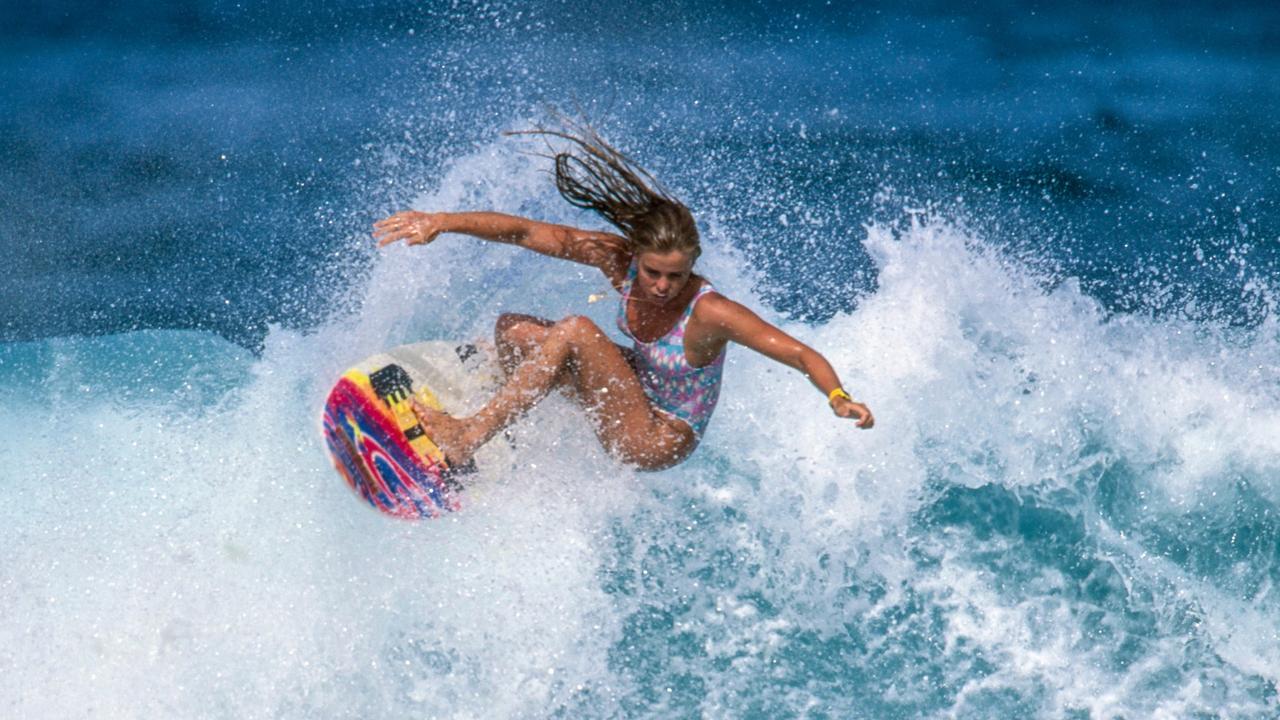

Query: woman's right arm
[373,210,629,279]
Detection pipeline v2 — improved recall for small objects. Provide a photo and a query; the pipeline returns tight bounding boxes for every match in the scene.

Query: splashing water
[2,139,1278,719]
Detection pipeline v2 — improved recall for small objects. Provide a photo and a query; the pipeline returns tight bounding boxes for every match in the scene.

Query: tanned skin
[373,210,873,470]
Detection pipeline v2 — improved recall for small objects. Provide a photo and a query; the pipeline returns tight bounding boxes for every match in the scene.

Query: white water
[2,143,1277,718]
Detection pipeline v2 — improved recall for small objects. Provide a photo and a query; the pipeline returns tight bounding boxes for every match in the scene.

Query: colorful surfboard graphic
[322,363,464,519]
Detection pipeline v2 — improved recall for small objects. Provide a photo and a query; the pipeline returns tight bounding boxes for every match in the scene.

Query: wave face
[4,2,1279,718]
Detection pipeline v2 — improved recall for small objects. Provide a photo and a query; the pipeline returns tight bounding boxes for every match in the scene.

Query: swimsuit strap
[615,257,638,340]
[616,256,712,351]
[615,256,726,439]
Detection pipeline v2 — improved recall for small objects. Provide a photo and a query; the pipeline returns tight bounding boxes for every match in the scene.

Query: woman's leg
[493,312,555,376]
[413,315,696,470]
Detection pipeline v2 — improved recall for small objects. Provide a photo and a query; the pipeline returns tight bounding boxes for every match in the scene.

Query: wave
[2,141,1277,718]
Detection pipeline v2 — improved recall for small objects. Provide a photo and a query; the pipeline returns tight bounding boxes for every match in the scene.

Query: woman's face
[635,249,696,306]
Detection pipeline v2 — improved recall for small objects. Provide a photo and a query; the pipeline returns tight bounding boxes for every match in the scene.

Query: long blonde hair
[509,120,701,259]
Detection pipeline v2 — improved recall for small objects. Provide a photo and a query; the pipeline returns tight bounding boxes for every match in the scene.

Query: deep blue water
[2,1,1278,718]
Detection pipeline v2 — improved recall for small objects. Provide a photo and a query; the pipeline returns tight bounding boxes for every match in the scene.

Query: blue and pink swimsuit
[616,259,725,440]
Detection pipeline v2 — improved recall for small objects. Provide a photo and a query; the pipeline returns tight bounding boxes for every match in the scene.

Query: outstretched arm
[373,210,630,282]
[695,295,874,428]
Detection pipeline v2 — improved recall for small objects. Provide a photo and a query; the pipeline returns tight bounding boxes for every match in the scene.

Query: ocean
[2,1,1278,717]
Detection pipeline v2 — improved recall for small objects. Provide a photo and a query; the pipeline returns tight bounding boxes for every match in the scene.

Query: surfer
[372,125,873,470]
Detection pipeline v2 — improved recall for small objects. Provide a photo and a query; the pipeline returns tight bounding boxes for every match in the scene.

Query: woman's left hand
[831,397,874,429]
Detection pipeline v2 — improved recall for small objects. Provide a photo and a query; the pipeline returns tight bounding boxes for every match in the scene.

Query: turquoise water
[3,1,1279,717]
[4,190,1278,717]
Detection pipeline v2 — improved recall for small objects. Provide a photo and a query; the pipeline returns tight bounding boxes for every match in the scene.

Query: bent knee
[497,312,549,333]
[495,312,523,333]
[554,314,606,340]
[496,313,552,343]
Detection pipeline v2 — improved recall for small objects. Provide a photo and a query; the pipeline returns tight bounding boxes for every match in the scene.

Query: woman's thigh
[553,316,696,469]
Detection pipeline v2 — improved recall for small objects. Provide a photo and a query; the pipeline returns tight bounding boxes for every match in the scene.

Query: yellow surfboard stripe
[343,369,448,466]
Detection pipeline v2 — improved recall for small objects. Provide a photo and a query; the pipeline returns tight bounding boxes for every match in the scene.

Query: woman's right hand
[373,211,448,248]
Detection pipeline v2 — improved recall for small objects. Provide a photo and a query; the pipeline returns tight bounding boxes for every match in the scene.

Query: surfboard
[321,341,501,519]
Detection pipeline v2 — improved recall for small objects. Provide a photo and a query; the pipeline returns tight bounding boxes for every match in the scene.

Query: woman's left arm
[695,295,874,428]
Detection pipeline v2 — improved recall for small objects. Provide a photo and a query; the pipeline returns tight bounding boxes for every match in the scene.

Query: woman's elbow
[795,346,823,374]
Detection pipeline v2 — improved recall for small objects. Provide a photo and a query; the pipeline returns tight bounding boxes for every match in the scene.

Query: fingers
[833,399,875,429]
[373,211,432,248]
[851,403,874,429]
[375,228,414,247]
[374,210,420,227]
[373,215,406,246]
[373,212,412,234]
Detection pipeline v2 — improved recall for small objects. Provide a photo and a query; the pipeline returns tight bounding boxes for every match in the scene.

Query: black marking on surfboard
[371,353,478,490]
[369,363,413,405]
[454,343,479,364]
[440,458,476,491]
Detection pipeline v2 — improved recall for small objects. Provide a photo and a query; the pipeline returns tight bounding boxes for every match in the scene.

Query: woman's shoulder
[605,247,637,292]
[689,289,743,325]
[557,228,629,288]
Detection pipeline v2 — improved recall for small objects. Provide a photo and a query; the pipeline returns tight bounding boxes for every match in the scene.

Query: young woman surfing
[372,126,873,471]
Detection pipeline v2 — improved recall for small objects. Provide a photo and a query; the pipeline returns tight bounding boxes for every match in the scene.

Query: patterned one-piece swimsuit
[616,259,726,440]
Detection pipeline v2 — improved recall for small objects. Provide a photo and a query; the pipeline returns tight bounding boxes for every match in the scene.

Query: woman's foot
[410,399,480,467]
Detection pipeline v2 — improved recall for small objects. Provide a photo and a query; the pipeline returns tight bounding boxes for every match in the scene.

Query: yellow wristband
[827,388,852,404]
